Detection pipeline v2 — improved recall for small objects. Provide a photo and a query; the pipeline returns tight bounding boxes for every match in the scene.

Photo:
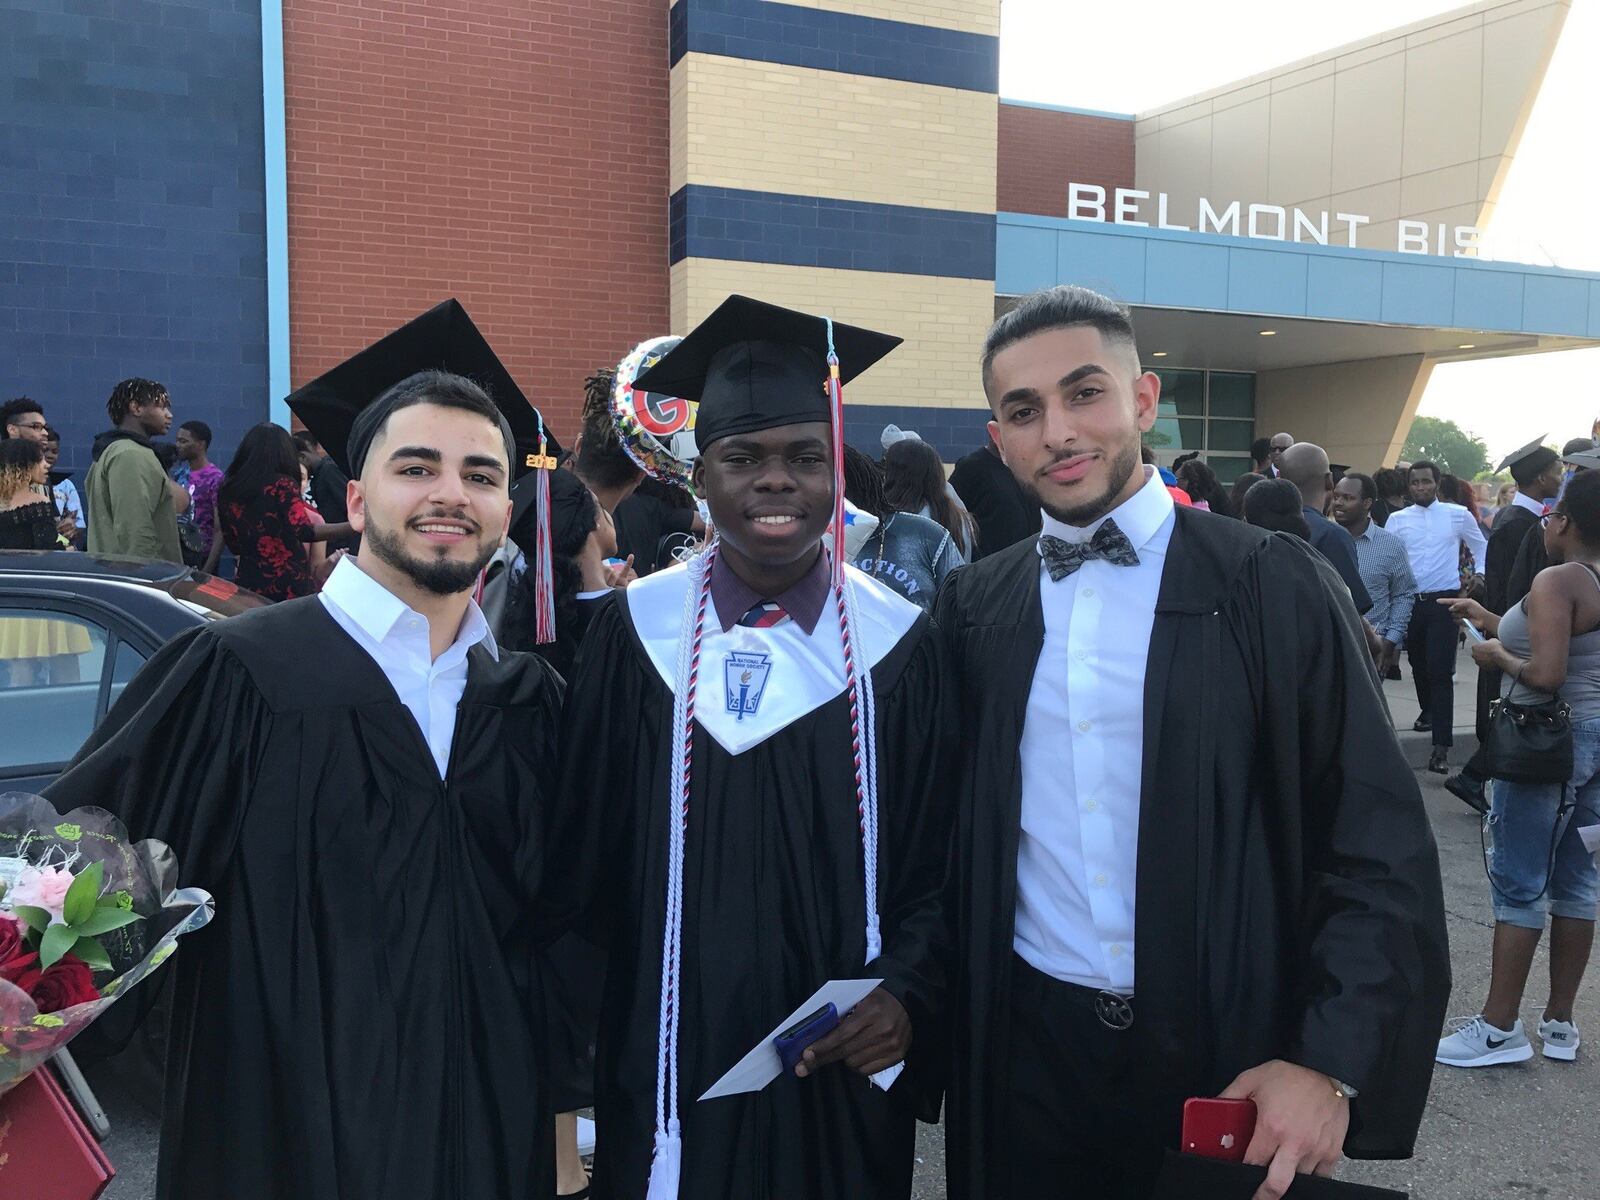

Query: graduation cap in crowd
[1496,435,1558,486]
[1150,1151,1407,1199]
[1565,446,1600,472]
[286,298,564,641]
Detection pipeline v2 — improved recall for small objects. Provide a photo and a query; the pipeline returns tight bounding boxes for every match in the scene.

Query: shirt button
[1077,720,1091,732]
[1094,872,1108,887]
[1109,944,1124,957]
[1082,587,1095,598]
[1085,799,1099,812]
[1076,650,1088,661]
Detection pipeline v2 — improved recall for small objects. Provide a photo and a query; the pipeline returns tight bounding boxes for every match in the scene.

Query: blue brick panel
[669,0,999,94]
[671,185,995,280]
[0,0,269,478]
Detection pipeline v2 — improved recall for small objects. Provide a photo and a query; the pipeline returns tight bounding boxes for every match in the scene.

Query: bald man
[1279,442,1372,614]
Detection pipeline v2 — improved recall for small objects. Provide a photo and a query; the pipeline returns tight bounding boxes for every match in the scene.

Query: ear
[986,419,1006,465]
[1132,372,1161,434]
[346,477,367,534]
[691,456,706,495]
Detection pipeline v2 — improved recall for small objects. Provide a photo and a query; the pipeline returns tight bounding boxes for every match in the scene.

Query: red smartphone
[1181,1097,1257,1162]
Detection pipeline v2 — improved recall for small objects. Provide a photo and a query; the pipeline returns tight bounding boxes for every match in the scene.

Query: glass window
[1205,421,1257,453]
[1210,456,1254,485]
[108,640,149,709]
[1208,372,1255,420]
[1147,417,1206,454]
[0,611,109,771]
[1154,369,1204,419]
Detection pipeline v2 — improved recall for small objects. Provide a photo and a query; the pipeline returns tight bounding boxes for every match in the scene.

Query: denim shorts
[1488,715,1600,928]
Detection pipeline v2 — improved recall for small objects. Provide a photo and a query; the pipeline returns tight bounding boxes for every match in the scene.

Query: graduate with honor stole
[545,296,956,1199]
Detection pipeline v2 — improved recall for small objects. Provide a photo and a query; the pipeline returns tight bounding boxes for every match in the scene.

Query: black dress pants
[1000,955,1166,1200]
[1407,592,1458,747]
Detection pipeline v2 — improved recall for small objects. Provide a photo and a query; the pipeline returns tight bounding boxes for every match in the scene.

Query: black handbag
[1481,692,1573,785]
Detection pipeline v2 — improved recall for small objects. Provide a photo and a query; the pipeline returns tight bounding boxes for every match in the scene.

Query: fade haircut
[574,367,644,490]
[981,285,1140,399]
[1,397,43,436]
[106,378,167,425]
[179,419,212,447]
[1342,471,1378,503]
[1409,460,1441,484]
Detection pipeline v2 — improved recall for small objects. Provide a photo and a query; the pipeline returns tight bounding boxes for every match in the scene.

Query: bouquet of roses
[0,793,213,1095]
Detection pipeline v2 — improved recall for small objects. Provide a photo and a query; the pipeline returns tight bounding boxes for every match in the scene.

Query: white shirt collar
[1038,465,1175,549]
[321,556,499,661]
[1511,490,1546,517]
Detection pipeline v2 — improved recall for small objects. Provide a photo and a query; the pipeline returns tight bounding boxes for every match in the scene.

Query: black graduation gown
[43,598,561,1200]
[542,597,956,1200]
[1477,503,1540,738]
[935,508,1451,1200]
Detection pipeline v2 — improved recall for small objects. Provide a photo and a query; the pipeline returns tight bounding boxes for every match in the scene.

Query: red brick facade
[282,0,670,439]
[997,103,1135,218]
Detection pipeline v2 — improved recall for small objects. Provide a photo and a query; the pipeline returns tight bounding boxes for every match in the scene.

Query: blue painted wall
[0,0,269,479]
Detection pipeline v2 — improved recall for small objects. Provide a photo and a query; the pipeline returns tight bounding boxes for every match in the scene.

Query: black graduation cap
[1151,1151,1406,1199]
[632,294,900,449]
[508,461,592,553]
[286,298,560,478]
[1496,435,1557,485]
[1565,447,1600,472]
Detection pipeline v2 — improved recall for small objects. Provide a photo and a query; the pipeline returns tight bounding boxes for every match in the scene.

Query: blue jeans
[1488,715,1600,928]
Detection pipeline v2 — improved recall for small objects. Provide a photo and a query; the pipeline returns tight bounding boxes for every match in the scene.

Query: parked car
[0,550,266,792]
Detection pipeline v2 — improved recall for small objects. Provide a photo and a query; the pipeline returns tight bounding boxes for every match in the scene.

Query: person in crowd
[1249,436,1272,477]
[543,296,955,1200]
[950,436,1041,560]
[1267,430,1293,476]
[215,423,320,602]
[843,444,965,612]
[1492,480,1519,527]
[614,475,704,574]
[1450,440,1567,811]
[1228,470,1265,515]
[0,438,59,550]
[1441,475,1487,589]
[568,368,645,518]
[176,419,224,561]
[1374,467,1409,525]
[1332,472,1418,681]
[1277,443,1372,614]
[43,427,83,544]
[1,396,50,445]
[84,377,183,562]
[1386,459,1488,774]
[1473,481,1497,532]
[1241,476,1312,540]
[1502,438,1600,609]
[1140,446,1194,507]
[937,284,1448,1200]
[1435,468,1600,1069]
[883,435,978,560]
[294,430,352,525]
[1173,457,1233,517]
[47,320,567,1200]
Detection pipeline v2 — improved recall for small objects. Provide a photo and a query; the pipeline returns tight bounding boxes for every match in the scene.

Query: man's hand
[56,514,77,539]
[793,988,909,1079]
[1377,638,1400,677]
[1220,1060,1349,1200]
[604,554,638,589]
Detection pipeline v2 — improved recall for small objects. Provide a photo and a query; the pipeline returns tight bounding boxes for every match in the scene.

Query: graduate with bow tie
[542,296,957,1200]
[936,285,1450,1200]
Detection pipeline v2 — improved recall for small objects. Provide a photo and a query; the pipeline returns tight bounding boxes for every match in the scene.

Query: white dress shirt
[1013,466,1175,994]
[1384,499,1487,592]
[318,556,498,778]
[1508,490,1546,520]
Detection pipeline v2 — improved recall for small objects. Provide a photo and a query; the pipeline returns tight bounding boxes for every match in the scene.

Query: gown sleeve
[1258,536,1451,1156]
[43,625,266,891]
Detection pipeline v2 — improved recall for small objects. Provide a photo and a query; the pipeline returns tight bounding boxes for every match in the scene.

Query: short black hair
[842,444,888,520]
[1,397,43,435]
[1559,468,1600,544]
[1250,436,1271,464]
[292,430,321,457]
[107,378,167,425]
[1373,467,1407,498]
[1341,471,1378,503]
[354,370,511,476]
[573,367,644,491]
[1242,477,1311,540]
[1409,460,1441,483]
[178,419,212,447]
[982,285,1138,397]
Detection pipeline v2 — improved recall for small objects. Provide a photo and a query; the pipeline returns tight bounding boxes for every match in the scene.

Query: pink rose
[10,866,75,924]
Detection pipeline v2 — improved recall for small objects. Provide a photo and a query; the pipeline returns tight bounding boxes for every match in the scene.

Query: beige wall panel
[1270,59,1335,92]
[1211,79,1271,115]
[1399,161,1481,218]
[1478,154,1515,209]
[1330,179,1402,227]
[1405,11,1485,47]
[676,56,997,212]
[1362,220,1400,252]
[1208,97,1271,202]
[1479,6,1565,159]
[1267,77,1335,205]
[1330,52,1405,194]
[1254,354,1433,468]
[1400,28,1485,176]
[776,0,999,34]
[1134,129,1162,190]
[670,258,995,409]
[1154,116,1212,222]
[670,61,688,197]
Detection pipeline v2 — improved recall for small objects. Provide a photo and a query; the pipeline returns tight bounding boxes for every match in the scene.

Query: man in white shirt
[1384,460,1488,774]
[938,285,1448,1200]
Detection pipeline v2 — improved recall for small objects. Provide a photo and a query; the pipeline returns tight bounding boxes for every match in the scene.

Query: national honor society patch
[725,651,772,721]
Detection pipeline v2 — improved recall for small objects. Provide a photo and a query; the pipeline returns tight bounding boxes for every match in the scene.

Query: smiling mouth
[412,521,477,538]
[751,514,801,526]
[1042,454,1097,481]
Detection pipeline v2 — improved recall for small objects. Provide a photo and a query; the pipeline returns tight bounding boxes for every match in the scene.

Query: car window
[108,639,148,709]
[0,610,111,773]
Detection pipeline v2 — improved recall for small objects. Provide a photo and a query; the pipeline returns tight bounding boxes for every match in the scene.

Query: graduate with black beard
[937,286,1450,1200]
[46,301,565,1200]
[542,295,956,1200]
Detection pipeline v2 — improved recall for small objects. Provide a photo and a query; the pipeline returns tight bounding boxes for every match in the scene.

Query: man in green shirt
[85,377,183,562]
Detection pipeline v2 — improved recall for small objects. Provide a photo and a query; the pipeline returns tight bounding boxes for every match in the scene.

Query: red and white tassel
[528,420,558,644]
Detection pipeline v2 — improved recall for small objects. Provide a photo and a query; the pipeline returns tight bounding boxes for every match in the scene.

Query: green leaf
[71,937,112,972]
[39,922,77,969]
[62,861,104,928]
[12,905,51,934]
[72,908,141,938]
[97,890,134,911]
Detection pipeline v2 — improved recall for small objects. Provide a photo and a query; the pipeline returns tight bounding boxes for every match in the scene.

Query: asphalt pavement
[92,646,1596,1200]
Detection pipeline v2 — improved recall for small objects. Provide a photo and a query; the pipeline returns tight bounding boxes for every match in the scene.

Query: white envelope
[1579,824,1600,857]
[698,977,903,1100]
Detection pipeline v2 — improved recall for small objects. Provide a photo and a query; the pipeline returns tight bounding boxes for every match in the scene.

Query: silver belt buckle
[1094,990,1134,1031]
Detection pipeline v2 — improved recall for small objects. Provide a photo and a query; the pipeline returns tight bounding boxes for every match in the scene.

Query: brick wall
[996,103,1134,218]
[0,0,269,477]
[282,0,671,440]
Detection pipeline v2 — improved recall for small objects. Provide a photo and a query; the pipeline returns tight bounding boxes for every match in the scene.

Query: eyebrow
[997,363,1111,410]
[387,446,441,464]
[462,454,507,473]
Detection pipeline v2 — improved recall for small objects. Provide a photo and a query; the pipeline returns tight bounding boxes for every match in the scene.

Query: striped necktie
[739,601,790,629]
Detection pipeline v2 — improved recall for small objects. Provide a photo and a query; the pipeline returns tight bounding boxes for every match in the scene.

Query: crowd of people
[4,281,1588,1200]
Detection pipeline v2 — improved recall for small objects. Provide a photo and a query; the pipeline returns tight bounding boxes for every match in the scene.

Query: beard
[1022,441,1142,527]
[362,511,499,597]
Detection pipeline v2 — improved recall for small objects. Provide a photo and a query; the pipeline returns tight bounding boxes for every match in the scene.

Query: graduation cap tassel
[529,418,558,645]
[826,319,847,591]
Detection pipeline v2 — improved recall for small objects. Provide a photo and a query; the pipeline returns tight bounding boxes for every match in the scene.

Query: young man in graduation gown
[543,295,955,1200]
[937,285,1451,1200]
[45,304,564,1200]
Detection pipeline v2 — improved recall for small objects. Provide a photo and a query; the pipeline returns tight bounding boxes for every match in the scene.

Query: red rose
[0,917,28,967]
[28,955,98,1013]
[0,918,38,990]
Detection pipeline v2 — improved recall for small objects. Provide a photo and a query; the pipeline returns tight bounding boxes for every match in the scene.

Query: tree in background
[1402,415,1489,479]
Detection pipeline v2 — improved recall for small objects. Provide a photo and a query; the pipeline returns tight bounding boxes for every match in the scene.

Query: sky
[999,0,1600,464]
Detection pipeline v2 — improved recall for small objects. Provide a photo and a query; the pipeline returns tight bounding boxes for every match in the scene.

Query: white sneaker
[1538,1017,1580,1062]
[1435,1015,1534,1067]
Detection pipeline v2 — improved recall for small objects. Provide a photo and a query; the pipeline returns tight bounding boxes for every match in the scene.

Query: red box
[0,1068,115,1200]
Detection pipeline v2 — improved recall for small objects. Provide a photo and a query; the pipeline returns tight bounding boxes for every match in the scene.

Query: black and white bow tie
[1039,519,1140,582]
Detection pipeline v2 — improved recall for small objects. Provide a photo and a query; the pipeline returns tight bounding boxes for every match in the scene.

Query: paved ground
[92,646,1596,1199]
